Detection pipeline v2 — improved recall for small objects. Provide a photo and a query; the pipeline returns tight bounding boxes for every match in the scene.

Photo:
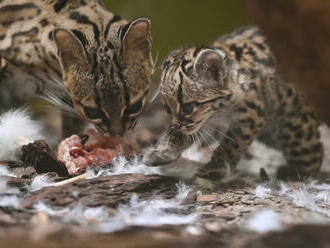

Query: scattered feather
[31,183,197,233]
[0,109,44,160]
[87,156,161,178]
[0,166,14,177]
[255,184,272,198]
[30,175,54,192]
[185,225,203,236]
[279,182,330,217]
[33,202,68,216]
[255,181,330,218]
[0,195,22,209]
[246,209,282,233]
[94,194,197,233]
[0,179,19,194]
[0,168,19,194]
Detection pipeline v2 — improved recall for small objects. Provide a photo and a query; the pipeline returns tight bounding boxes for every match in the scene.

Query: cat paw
[142,150,176,167]
[194,177,216,190]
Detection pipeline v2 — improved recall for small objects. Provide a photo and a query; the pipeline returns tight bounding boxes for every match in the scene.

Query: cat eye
[164,104,172,114]
[126,98,143,116]
[181,103,195,114]
[83,107,104,120]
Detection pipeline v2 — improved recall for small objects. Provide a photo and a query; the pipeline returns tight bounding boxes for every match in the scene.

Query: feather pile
[0,109,44,161]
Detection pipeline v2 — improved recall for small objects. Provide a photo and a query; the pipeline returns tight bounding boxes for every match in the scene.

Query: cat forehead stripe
[0,0,153,136]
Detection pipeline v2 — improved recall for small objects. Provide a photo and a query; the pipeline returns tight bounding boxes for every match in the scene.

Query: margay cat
[143,26,323,188]
[0,0,154,136]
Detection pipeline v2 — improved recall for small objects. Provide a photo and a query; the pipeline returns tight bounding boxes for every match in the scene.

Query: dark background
[103,0,330,123]
[103,0,249,63]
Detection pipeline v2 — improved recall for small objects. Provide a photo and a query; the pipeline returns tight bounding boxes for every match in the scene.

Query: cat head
[160,47,233,135]
[54,18,154,136]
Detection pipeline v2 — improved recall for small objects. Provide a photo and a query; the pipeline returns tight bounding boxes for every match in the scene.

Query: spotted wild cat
[143,26,323,188]
[0,0,154,136]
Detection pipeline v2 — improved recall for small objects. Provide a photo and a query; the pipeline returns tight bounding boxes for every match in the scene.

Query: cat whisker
[204,126,239,144]
[200,128,216,146]
[196,130,204,148]
[40,95,76,115]
[191,133,196,146]
[197,129,207,147]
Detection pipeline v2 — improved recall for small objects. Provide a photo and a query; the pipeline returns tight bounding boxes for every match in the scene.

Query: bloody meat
[57,129,137,175]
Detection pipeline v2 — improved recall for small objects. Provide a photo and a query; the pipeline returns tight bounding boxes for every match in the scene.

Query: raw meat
[58,129,137,175]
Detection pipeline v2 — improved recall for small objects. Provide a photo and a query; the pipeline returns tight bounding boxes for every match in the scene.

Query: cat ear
[194,49,227,87]
[121,18,153,68]
[53,28,87,74]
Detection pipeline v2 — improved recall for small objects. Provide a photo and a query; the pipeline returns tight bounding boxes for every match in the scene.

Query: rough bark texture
[1,172,330,248]
[23,174,178,209]
[247,225,330,248]
[242,0,330,124]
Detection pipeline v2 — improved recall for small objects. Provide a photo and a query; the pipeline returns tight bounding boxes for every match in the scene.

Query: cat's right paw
[194,177,216,190]
[142,150,177,167]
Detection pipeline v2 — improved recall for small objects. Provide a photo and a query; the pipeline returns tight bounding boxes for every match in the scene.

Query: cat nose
[107,121,125,137]
[110,128,125,137]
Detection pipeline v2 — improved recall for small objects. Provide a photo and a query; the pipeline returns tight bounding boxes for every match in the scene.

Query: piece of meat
[57,129,137,175]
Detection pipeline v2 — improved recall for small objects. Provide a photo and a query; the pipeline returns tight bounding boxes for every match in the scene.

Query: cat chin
[180,129,198,136]
[179,123,205,136]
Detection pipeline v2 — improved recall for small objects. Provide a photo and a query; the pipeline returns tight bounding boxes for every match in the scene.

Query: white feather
[255,184,272,198]
[31,183,197,233]
[0,109,44,160]
[0,166,14,177]
[87,156,161,179]
[279,182,330,217]
[255,181,330,218]
[0,195,22,209]
[0,179,19,194]
[30,175,54,192]
[246,209,282,233]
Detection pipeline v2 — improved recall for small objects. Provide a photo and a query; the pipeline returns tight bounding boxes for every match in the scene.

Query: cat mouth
[179,117,210,134]
[179,125,201,136]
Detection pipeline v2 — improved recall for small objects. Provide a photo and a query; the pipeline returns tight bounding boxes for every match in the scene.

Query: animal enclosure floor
[0,111,329,247]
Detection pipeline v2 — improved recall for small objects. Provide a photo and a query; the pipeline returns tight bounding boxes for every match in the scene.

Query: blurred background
[104,0,249,63]
[104,0,330,125]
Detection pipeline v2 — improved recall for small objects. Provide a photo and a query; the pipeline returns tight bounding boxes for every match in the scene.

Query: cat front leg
[143,128,193,166]
[195,99,266,188]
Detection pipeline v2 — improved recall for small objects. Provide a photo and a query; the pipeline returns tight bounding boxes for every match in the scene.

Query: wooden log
[23,174,178,209]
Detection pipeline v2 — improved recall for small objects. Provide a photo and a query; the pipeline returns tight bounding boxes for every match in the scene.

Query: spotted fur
[143,26,323,188]
[0,0,154,135]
